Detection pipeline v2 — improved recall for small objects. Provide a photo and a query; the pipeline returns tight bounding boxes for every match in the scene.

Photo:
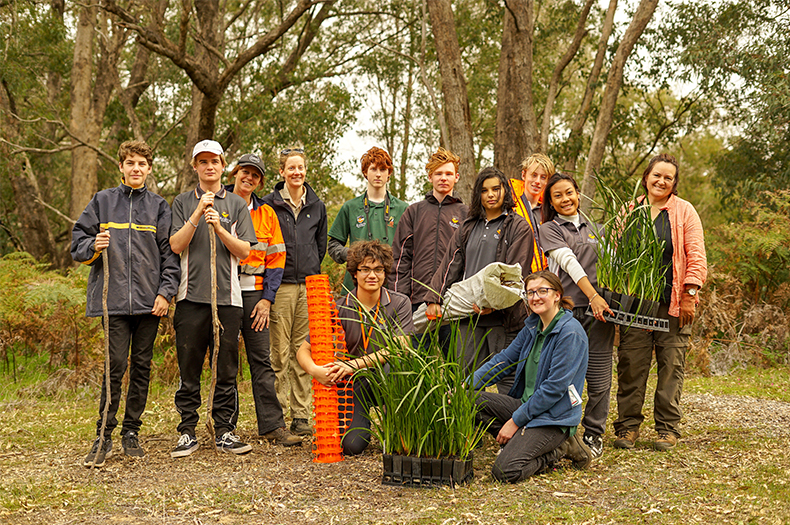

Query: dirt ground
[3,390,790,525]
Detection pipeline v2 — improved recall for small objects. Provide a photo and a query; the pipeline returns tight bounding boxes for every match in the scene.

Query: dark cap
[236,153,265,177]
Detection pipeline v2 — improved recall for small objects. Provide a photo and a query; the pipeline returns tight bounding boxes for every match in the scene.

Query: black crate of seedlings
[382,453,474,488]
[586,289,670,332]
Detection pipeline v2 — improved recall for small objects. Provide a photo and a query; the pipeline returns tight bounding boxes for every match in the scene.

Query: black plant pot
[382,453,474,488]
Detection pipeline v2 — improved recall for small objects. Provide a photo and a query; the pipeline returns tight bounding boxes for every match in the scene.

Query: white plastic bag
[413,262,525,333]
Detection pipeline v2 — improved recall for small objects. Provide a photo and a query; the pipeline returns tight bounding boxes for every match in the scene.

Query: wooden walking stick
[91,228,112,469]
[205,207,223,451]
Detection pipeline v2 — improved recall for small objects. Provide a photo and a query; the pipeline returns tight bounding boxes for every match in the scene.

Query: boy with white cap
[169,139,257,457]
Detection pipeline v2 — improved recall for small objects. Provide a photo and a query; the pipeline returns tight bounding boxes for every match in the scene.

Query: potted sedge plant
[592,177,668,321]
[352,317,489,488]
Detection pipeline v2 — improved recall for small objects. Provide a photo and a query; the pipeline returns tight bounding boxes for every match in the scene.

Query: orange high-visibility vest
[509,178,547,273]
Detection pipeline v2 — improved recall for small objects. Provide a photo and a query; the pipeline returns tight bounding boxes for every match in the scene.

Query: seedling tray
[585,305,670,332]
[382,453,474,488]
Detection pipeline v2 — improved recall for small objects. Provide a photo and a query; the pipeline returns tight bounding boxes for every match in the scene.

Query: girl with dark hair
[427,168,534,391]
[538,173,614,459]
[470,270,592,483]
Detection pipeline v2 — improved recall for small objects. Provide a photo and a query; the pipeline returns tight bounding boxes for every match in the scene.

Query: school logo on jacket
[494,228,501,240]
[220,211,231,224]
[356,215,366,228]
[449,216,460,229]
[388,217,395,228]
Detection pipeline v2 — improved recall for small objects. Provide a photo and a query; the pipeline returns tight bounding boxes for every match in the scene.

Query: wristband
[590,293,599,301]
[188,217,198,228]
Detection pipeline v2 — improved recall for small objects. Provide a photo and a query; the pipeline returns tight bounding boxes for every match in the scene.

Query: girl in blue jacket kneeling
[470,270,593,483]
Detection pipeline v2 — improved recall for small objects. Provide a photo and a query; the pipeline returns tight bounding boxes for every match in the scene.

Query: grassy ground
[2,357,790,524]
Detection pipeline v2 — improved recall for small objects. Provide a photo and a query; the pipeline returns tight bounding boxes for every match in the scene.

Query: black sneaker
[83,437,113,468]
[121,430,145,457]
[290,418,313,436]
[216,432,252,455]
[583,433,603,459]
[171,433,199,458]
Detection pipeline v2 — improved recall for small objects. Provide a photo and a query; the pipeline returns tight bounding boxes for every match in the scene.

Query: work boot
[557,434,592,469]
[263,427,303,447]
[653,433,678,451]
[614,429,639,449]
[290,418,313,436]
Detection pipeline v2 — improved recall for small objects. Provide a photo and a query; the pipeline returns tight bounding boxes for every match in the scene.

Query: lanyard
[363,191,391,242]
[358,302,381,352]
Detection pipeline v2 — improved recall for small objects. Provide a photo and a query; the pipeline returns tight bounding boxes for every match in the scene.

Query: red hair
[361,147,393,176]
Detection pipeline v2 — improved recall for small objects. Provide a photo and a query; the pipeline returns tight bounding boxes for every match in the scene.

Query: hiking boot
[614,429,639,449]
[121,430,145,458]
[290,418,313,436]
[171,433,199,458]
[557,434,592,469]
[83,437,113,468]
[653,433,678,451]
[216,432,252,455]
[262,427,303,447]
[582,433,603,459]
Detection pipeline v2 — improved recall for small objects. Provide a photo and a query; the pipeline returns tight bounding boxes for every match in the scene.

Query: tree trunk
[580,0,659,212]
[563,0,618,173]
[68,5,101,221]
[426,0,475,203]
[494,0,539,180]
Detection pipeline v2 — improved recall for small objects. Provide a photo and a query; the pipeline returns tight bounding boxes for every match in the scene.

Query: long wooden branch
[539,0,594,152]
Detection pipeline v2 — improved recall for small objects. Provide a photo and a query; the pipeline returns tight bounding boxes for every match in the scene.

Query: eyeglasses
[526,287,556,299]
[357,266,386,276]
[280,148,305,155]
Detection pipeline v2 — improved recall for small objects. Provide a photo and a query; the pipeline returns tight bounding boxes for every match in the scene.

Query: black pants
[573,307,615,437]
[95,314,160,439]
[235,291,285,435]
[174,300,242,437]
[341,377,380,456]
[475,391,567,483]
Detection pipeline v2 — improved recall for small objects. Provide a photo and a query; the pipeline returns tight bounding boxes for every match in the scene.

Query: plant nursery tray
[382,453,474,488]
[585,305,670,332]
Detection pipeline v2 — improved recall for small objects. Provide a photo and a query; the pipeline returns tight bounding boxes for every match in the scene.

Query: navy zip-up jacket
[71,183,180,317]
[261,181,327,284]
[470,310,589,429]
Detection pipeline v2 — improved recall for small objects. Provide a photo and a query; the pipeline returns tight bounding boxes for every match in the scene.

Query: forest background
[0,0,789,384]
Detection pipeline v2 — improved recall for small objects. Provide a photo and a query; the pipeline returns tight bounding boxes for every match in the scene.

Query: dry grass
[2,367,790,525]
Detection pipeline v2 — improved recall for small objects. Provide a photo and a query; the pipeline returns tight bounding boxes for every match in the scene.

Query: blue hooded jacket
[470,309,588,429]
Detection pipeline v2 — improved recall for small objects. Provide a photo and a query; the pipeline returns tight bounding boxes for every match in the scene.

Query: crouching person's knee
[491,456,523,484]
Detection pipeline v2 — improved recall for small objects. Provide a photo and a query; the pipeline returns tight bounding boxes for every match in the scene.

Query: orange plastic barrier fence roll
[305,274,353,463]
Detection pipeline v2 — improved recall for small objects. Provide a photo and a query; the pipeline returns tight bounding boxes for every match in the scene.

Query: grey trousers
[573,307,615,438]
[457,320,518,395]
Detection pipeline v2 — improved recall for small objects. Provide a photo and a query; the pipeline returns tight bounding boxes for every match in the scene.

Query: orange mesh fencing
[305,274,353,463]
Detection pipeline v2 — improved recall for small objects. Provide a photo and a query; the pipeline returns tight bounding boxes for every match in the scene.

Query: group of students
[71,138,706,485]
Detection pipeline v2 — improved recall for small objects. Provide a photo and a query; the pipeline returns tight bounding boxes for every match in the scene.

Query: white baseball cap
[192,139,224,159]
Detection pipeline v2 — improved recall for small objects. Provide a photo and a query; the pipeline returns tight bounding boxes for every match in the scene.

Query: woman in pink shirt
[613,153,707,452]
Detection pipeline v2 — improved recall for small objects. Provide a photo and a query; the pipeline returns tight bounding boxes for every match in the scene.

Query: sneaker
[290,418,313,436]
[121,430,145,457]
[216,432,252,455]
[262,427,303,447]
[83,437,113,467]
[171,433,199,458]
[583,433,604,459]
[614,429,639,449]
[557,434,592,469]
[653,432,678,451]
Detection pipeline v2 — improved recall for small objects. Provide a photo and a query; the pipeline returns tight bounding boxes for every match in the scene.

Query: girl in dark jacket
[427,167,534,392]
[260,148,328,436]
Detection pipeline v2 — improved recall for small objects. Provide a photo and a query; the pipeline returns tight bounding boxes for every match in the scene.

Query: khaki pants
[269,283,312,420]
[614,302,691,438]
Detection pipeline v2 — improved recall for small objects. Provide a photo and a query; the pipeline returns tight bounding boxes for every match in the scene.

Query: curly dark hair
[468,167,514,219]
[118,140,153,167]
[346,240,394,287]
